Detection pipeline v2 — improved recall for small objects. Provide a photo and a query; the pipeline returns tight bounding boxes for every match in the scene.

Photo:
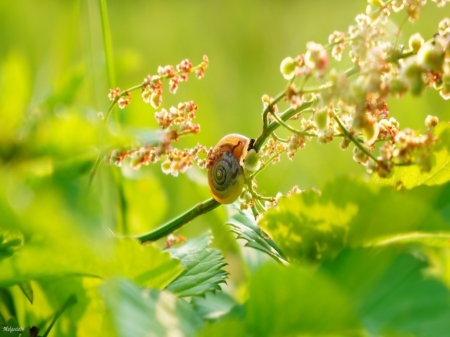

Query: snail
[208,134,249,204]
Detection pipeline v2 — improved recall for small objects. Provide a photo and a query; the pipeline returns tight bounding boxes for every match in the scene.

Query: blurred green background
[0,0,449,239]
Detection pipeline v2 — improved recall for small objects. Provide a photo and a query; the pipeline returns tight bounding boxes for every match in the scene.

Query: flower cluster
[105,56,209,116]
[104,57,211,176]
[154,101,199,133]
[102,1,449,219]
[141,56,208,109]
[106,132,210,174]
[270,1,449,187]
[108,88,132,109]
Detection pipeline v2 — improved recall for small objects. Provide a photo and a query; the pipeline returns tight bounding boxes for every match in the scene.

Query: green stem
[262,91,286,131]
[99,0,115,88]
[333,115,379,163]
[249,149,286,180]
[254,100,315,152]
[133,198,220,243]
[42,295,77,337]
[270,110,316,137]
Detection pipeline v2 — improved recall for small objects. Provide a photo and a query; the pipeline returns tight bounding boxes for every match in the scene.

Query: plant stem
[333,115,379,162]
[103,66,204,124]
[99,0,115,88]
[133,197,220,242]
[42,294,77,337]
[254,100,315,152]
[269,110,316,137]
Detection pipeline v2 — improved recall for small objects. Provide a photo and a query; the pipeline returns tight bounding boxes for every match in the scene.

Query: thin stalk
[249,149,286,180]
[42,295,77,337]
[270,110,316,137]
[133,197,220,243]
[99,0,115,88]
[262,91,286,131]
[254,99,315,152]
[271,132,288,143]
[333,115,379,162]
[103,67,203,124]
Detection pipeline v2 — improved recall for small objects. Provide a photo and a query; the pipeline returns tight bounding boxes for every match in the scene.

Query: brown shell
[214,134,249,165]
[207,134,249,204]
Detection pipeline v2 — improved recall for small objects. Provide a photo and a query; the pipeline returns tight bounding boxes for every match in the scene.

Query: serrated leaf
[225,205,287,264]
[191,291,237,320]
[321,249,450,337]
[259,177,450,262]
[101,278,203,337]
[18,281,33,304]
[166,232,228,297]
[371,124,450,188]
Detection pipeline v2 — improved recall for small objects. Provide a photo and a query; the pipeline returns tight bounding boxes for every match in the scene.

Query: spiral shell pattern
[208,151,245,204]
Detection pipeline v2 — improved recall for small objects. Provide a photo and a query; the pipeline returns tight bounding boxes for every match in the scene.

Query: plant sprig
[98,0,450,242]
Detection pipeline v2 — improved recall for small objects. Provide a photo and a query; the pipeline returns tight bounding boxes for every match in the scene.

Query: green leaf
[225,205,287,264]
[371,124,450,188]
[191,291,237,320]
[101,278,203,337]
[245,263,359,336]
[259,177,450,262]
[166,232,228,297]
[0,236,21,260]
[321,249,450,337]
[0,237,183,290]
[18,281,33,304]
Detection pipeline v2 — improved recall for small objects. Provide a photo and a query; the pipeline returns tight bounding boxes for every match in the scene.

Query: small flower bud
[401,58,424,96]
[314,107,328,130]
[389,77,408,96]
[304,42,329,77]
[280,57,296,80]
[365,159,377,174]
[425,115,439,129]
[362,120,379,145]
[161,160,171,174]
[150,92,162,109]
[340,137,351,150]
[408,33,424,54]
[244,149,261,172]
[440,73,450,100]
[417,43,444,72]
[353,146,369,164]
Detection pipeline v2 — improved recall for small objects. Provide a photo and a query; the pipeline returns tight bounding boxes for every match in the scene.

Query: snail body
[208,134,249,204]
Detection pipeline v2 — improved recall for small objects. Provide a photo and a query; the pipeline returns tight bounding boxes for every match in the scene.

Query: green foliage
[0,235,183,289]
[2,1,450,336]
[191,291,237,321]
[321,249,450,337]
[101,278,203,337]
[259,176,450,262]
[371,124,450,188]
[245,263,359,336]
[226,204,287,264]
[166,232,228,297]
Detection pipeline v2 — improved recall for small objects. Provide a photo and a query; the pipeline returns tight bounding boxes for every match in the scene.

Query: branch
[254,99,315,152]
[129,197,221,243]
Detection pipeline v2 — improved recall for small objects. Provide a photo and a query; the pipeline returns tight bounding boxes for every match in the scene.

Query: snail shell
[208,134,249,204]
